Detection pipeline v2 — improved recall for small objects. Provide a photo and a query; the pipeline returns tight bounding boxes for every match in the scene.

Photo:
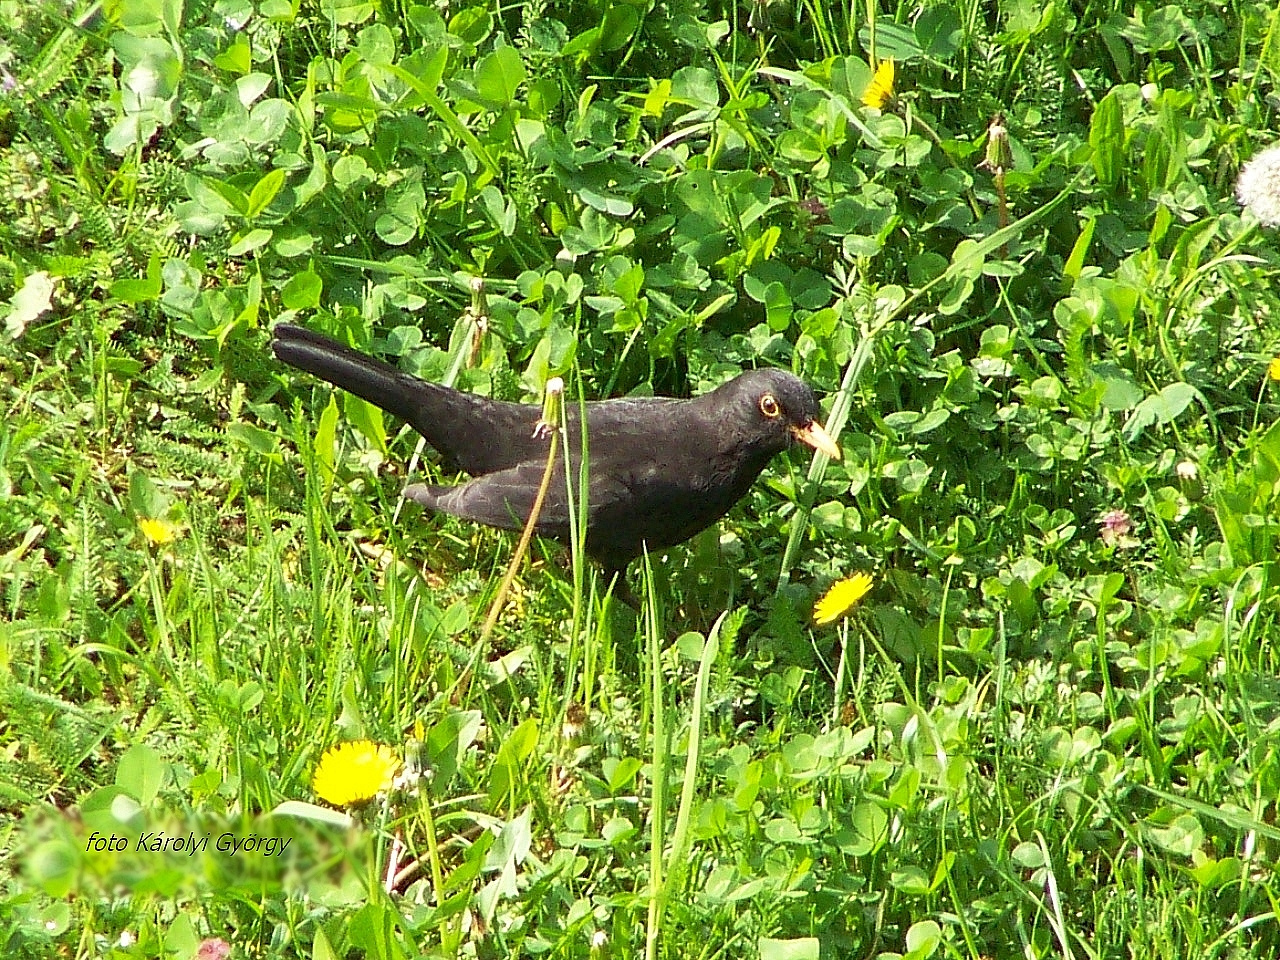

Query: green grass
[4,0,1280,956]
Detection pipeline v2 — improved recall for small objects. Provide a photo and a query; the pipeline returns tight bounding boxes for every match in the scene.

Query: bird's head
[716,369,842,461]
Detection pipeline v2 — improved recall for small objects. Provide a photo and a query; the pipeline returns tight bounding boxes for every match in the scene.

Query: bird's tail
[270,323,425,425]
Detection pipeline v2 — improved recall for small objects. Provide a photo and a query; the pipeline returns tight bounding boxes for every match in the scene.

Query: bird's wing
[404,457,637,538]
[404,461,576,537]
[406,388,553,477]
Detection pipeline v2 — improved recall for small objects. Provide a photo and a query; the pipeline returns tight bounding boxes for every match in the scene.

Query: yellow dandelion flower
[312,740,402,807]
[813,572,874,625]
[138,517,181,546]
[1268,357,1280,382]
[861,59,895,110]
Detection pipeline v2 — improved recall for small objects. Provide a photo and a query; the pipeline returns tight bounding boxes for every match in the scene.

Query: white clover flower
[1237,143,1280,227]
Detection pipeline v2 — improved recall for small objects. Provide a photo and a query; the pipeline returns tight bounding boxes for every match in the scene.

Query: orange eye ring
[759,394,781,418]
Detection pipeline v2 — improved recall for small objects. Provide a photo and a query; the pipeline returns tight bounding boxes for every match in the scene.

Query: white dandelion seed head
[1237,143,1280,227]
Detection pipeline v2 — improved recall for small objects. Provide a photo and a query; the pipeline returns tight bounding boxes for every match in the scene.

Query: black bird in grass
[271,323,841,591]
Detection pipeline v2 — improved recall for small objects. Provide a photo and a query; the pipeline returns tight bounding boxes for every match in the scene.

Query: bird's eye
[759,394,781,418]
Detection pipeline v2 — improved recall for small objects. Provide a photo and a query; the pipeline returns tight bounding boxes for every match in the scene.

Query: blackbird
[271,323,840,587]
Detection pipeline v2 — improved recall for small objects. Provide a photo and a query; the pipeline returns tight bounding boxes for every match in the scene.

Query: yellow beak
[792,420,841,460]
